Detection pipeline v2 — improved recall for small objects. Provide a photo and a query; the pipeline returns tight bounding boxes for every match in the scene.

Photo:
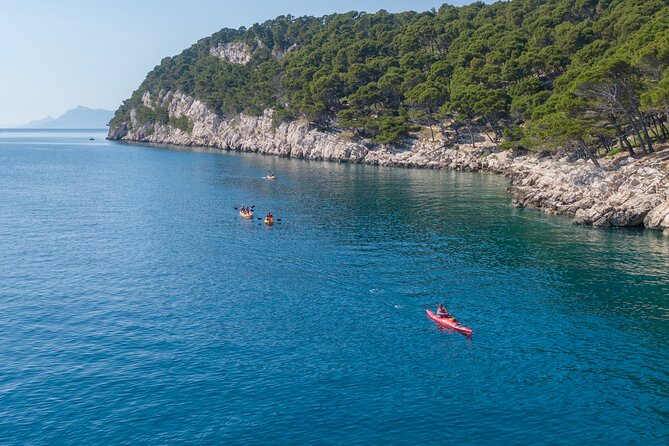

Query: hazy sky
[0,1,480,126]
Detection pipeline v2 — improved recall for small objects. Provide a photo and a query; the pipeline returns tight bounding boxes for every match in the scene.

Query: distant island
[108,0,669,232]
[22,106,114,129]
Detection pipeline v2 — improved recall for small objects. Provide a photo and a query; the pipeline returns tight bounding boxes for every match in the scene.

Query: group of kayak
[239,206,275,225]
[426,303,473,335]
[238,171,278,225]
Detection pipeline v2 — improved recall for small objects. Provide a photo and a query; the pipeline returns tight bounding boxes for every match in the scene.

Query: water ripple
[0,132,667,444]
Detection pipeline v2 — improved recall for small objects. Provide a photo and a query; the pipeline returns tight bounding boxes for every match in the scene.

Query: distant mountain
[21,116,56,128]
[22,106,114,129]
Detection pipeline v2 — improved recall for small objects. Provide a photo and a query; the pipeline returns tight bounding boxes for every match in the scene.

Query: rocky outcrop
[644,199,669,231]
[504,154,669,229]
[210,42,254,65]
[210,41,299,64]
[109,90,669,232]
[271,43,299,60]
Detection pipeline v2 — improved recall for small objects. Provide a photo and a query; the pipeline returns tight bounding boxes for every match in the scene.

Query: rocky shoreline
[108,90,669,233]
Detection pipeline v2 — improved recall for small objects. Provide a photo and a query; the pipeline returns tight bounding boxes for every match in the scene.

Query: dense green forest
[110,0,669,164]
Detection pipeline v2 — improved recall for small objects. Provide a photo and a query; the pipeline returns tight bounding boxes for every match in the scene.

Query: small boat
[266,175,277,180]
[426,310,472,335]
[89,137,95,141]
[240,210,254,219]
[264,217,275,226]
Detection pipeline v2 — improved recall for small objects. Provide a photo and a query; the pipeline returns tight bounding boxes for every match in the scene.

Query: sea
[1,129,667,444]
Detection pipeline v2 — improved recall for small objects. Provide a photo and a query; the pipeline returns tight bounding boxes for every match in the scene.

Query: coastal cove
[1,130,668,444]
[108,90,669,233]
[106,0,669,237]
[4,0,669,444]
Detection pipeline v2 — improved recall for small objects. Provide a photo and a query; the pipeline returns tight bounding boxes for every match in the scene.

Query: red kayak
[426,310,473,335]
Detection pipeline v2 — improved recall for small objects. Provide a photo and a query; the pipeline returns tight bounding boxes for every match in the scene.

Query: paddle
[258,216,280,223]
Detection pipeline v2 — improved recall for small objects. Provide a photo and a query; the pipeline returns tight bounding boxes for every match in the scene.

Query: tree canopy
[111,0,669,157]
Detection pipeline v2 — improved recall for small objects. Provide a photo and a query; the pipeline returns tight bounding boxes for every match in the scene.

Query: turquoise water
[0,130,667,444]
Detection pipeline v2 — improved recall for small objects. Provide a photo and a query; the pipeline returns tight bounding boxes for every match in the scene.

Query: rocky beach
[108,90,669,233]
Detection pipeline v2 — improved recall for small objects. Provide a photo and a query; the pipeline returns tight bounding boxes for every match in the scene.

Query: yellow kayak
[264,217,275,226]
[240,210,254,219]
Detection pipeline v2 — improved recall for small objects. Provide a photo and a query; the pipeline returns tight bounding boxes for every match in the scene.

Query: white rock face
[109,90,669,231]
[271,43,299,60]
[141,91,152,107]
[505,153,669,229]
[645,200,669,229]
[210,42,253,65]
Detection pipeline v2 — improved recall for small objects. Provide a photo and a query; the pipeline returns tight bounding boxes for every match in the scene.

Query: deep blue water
[1,129,668,445]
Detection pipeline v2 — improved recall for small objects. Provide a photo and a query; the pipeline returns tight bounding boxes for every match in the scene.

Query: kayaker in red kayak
[437,303,457,321]
[427,308,472,335]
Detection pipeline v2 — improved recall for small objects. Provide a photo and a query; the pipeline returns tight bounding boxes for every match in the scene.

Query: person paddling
[437,303,452,319]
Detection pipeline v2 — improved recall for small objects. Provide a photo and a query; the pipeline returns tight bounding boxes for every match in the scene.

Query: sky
[0,1,481,126]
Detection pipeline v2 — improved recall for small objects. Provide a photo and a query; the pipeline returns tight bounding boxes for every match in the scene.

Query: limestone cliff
[209,42,254,65]
[209,40,298,64]
[108,90,669,233]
